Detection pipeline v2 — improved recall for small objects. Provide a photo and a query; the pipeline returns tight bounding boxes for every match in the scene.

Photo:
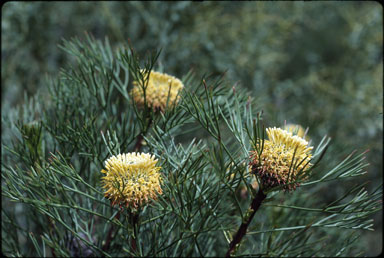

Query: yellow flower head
[101,152,162,208]
[250,127,313,191]
[131,70,184,112]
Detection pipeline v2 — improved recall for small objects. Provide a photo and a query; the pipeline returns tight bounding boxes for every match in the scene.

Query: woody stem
[134,117,153,152]
[225,190,267,257]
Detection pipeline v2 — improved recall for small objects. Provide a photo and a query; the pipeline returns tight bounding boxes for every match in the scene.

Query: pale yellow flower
[250,127,313,191]
[101,153,162,208]
[131,70,184,111]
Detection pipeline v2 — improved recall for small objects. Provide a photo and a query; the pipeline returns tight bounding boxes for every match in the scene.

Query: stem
[134,134,144,152]
[134,117,153,152]
[225,190,267,257]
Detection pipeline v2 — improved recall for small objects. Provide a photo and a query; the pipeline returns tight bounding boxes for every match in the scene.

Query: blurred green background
[2,1,382,255]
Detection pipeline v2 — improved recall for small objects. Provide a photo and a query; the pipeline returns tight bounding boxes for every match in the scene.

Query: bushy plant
[1,35,381,257]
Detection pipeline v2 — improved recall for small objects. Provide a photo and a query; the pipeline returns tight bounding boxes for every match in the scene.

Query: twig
[134,117,153,152]
[134,134,144,152]
[226,190,267,257]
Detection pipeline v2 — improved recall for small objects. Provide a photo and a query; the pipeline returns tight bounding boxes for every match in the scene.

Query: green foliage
[2,1,382,181]
[2,35,382,257]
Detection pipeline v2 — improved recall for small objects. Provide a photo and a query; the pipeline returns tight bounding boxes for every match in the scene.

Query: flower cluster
[101,153,162,208]
[131,70,184,112]
[250,127,313,191]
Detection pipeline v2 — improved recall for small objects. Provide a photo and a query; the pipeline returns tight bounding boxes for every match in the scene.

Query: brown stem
[102,211,120,251]
[134,117,153,152]
[225,190,267,257]
[134,134,144,152]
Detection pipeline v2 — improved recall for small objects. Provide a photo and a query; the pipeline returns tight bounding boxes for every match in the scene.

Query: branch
[226,190,267,257]
[134,117,153,152]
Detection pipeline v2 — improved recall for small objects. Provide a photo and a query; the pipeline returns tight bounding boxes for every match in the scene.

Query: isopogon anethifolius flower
[101,153,162,208]
[250,127,313,191]
[131,70,184,112]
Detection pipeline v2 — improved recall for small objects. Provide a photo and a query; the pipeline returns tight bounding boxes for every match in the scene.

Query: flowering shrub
[1,35,381,257]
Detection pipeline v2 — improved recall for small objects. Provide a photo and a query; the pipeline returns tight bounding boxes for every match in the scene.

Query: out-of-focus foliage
[2,1,382,255]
